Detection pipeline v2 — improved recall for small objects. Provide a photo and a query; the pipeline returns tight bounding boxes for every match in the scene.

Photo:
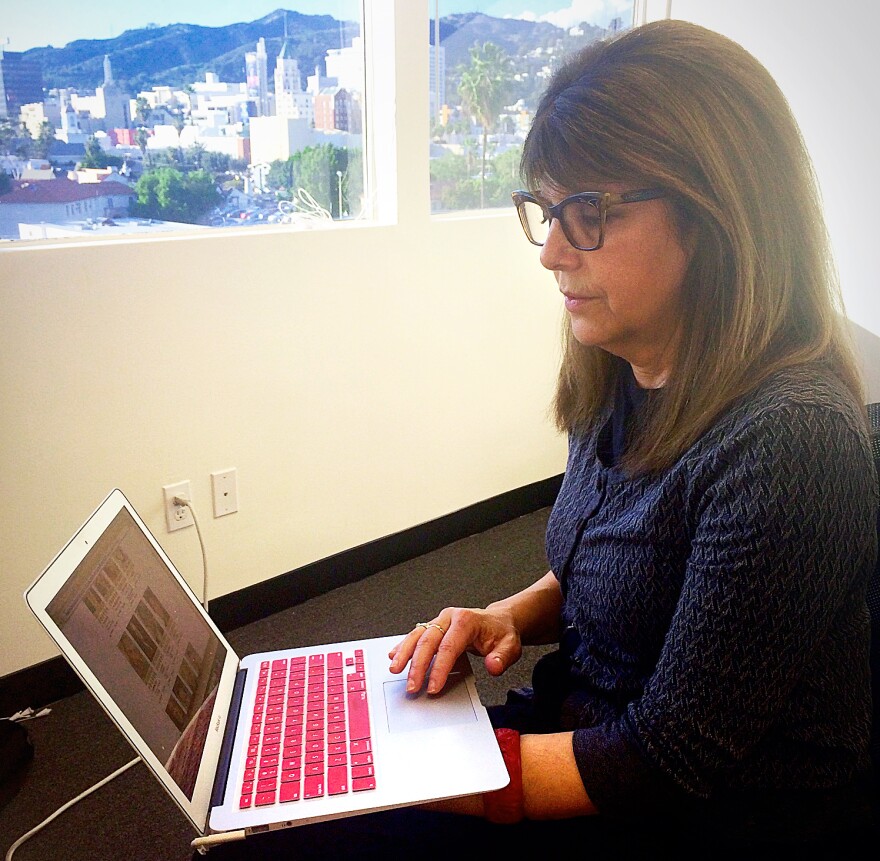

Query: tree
[33,122,57,159]
[266,145,363,218]
[135,126,151,167]
[200,150,232,174]
[181,84,196,123]
[266,158,295,196]
[0,118,31,158]
[457,42,513,208]
[171,110,186,160]
[0,119,20,156]
[0,171,11,195]
[134,96,152,126]
[131,167,220,223]
[183,143,206,170]
[293,145,341,216]
[78,135,122,170]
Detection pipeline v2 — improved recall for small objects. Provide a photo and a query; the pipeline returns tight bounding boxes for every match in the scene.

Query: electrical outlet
[163,480,194,532]
[211,468,238,517]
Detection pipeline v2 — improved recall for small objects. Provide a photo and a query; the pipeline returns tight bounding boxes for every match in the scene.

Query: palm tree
[134,96,152,127]
[135,126,151,167]
[457,42,513,208]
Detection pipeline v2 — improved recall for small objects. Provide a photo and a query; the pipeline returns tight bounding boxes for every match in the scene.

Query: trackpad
[382,671,478,733]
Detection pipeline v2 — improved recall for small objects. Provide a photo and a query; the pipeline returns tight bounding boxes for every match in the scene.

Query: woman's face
[538,182,693,388]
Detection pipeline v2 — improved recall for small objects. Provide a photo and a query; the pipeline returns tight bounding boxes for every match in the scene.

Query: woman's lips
[562,293,596,312]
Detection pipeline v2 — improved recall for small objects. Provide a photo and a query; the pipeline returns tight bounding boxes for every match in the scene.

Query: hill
[23,9,359,93]
[23,8,611,101]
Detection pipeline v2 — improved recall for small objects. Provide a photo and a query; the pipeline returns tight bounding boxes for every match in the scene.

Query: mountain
[23,9,359,93]
[432,12,608,106]
[432,12,603,71]
[23,8,610,99]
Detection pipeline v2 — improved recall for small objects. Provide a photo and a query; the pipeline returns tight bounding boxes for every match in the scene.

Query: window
[428,1,636,213]
[0,2,368,243]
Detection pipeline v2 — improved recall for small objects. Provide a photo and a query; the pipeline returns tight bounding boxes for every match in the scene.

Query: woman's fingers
[388,607,519,694]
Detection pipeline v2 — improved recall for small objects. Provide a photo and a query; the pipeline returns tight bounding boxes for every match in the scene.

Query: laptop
[24,489,509,850]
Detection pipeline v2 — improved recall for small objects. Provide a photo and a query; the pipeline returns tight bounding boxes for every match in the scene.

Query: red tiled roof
[0,178,136,205]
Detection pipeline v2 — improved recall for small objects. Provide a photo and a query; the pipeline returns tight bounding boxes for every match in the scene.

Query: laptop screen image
[45,506,224,800]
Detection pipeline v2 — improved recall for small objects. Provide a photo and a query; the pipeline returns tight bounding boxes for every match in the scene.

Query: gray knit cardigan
[543,363,877,836]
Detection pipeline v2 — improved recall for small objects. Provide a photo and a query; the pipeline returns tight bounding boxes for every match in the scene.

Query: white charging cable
[5,757,140,861]
[173,494,209,613]
[7,495,212,858]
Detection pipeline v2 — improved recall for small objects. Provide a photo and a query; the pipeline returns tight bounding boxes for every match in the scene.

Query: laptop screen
[45,507,225,800]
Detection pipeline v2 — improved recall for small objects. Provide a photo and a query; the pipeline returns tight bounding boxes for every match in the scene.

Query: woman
[389,18,877,849]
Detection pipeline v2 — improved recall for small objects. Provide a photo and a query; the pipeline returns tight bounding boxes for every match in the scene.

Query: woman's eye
[572,202,601,223]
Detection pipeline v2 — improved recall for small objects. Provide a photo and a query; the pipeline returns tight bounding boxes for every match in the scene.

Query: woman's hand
[388,605,523,695]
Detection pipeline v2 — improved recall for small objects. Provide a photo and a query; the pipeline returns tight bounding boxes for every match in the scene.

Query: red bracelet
[483,728,524,824]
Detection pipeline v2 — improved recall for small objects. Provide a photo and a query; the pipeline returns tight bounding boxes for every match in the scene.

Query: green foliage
[200,150,234,174]
[135,127,150,154]
[0,119,30,158]
[266,144,363,218]
[458,42,513,134]
[134,97,152,126]
[131,167,221,223]
[457,41,514,207]
[78,136,123,169]
[430,144,522,212]
[33,122,57,159]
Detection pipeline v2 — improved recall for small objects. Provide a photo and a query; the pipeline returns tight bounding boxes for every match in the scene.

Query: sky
[0,1,633,52]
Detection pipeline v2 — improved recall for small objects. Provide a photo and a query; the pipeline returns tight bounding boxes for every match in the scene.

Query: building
[20,94,62,139]
[324,36,365,96]
[245,38,271,117]
[0,177,136,239]
[248,116,314,165]
[18,159,55,181]
[274,39,313,124]
[0,49,44,120]
[18,216,204,241]
[68,56,130,130]
[314,87,361,134]
[56,96,91,144]
[428,43,446,124]
[307,64,336,97]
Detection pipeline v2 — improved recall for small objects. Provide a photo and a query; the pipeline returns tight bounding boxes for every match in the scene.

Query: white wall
[0,2,567,679]
[670,0,880,393]
[3,2,879,681]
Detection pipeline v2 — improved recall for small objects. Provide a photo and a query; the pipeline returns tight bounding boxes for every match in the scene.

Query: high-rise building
[0,49,44,120]
[324,36,365,96]
[245,38,270,117]
[274,24,313,124]
[429,43,446,124]
[97,55,130,129]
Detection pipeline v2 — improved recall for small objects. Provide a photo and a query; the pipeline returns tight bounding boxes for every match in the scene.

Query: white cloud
[510,1,632,29]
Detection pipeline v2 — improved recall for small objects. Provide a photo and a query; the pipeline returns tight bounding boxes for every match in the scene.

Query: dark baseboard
[0,474,562,716]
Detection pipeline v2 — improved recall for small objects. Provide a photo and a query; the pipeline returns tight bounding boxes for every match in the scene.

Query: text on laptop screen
[46,508,225,799]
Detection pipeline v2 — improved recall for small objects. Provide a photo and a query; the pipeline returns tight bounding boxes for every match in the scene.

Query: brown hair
[522,19,863,472]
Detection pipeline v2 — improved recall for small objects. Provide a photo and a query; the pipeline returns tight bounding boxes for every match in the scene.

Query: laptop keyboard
[239,649,376,809]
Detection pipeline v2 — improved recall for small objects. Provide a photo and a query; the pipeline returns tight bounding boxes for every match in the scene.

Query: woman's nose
[539,218,577,270]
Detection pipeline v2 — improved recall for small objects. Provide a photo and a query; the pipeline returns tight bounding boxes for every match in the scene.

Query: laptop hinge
[210,666,248,809]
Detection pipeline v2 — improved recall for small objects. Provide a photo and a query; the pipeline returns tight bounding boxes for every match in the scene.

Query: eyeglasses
[511,188,666,251]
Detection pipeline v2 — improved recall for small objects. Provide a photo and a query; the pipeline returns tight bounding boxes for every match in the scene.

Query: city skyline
[0,1,632,52]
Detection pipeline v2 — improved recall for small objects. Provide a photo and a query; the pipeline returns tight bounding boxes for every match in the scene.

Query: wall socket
[162,480,194,532]
[211,468,238,517]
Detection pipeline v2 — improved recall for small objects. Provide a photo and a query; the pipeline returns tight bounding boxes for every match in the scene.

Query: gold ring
[425,623,446,634]
[414,622,429,630]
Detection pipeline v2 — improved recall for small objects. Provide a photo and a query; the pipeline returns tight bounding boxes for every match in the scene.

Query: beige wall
[0,3,567,679]
[3,2,879,680]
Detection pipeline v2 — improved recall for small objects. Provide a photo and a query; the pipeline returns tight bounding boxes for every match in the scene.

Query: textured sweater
[543,363,877,836]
